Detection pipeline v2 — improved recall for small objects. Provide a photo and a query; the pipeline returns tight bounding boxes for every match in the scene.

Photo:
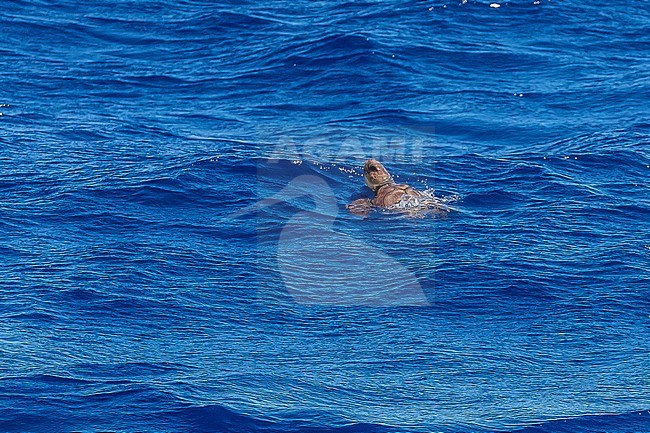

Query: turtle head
[363,159,393,192]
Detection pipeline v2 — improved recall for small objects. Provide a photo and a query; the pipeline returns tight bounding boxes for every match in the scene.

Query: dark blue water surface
[2,0,650,432]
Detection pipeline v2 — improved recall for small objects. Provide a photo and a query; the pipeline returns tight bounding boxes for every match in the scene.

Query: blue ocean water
[1,0,650,432]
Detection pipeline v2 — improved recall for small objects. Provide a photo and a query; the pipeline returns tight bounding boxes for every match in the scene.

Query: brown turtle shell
[372,183,422,207]
[347,159,435,216]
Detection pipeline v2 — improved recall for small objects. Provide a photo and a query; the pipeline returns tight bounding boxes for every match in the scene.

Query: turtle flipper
[346,198,372,216]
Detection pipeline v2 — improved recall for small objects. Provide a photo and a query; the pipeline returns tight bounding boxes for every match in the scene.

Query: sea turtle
[347,159,444,216]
